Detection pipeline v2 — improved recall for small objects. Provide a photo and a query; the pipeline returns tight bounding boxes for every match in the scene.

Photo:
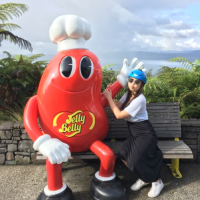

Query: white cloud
[176,39,200,49]
[177,29,200,37]
[131,32,200,51]
[35,42,44,47]
[0,0,200,58]
[161,20,191,30]
[131,34,175,51]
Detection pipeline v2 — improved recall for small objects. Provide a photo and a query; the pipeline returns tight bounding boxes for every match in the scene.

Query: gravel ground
[0,160,199,200]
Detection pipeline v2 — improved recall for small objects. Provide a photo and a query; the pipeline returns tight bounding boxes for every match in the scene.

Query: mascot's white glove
[33,134,71,164]
[117,58,146,88]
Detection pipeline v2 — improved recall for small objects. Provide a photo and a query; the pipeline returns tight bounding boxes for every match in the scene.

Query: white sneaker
[130,179,150,191]
[148,179,164,198]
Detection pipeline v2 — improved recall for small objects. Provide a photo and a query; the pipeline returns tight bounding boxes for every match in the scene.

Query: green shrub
[1,56,200,122]
[0,52,48,122]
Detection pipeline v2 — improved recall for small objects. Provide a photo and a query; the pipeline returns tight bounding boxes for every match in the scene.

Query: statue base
[90,176,127,200]
[37,186,75,200]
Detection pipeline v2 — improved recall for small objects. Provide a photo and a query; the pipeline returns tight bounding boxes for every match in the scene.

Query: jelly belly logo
[53,110,95,137]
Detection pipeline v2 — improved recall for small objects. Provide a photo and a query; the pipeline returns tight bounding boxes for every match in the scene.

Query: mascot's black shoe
[90,176,128,200]
[37,186,75,200]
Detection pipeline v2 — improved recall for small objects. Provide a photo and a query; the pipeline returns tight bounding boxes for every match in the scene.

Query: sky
[1,0,200,60]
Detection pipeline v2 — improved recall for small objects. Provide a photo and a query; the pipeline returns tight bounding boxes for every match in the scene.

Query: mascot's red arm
[23,95,43,142]
[100,81,122,108]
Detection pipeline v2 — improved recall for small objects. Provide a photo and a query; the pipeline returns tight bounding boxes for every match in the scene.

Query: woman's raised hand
[106,83,112,89]
[103,88,112,99]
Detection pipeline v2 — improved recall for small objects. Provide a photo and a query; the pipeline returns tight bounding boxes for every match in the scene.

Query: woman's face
[128,77,142,93]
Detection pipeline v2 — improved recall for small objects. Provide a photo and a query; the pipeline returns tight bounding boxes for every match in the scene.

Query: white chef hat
[49,15,91,52]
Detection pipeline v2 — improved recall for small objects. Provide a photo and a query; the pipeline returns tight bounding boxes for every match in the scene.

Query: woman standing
[103,69,164,198]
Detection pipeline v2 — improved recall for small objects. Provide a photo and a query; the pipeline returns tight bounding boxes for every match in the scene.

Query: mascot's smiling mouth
[51,79,93,94]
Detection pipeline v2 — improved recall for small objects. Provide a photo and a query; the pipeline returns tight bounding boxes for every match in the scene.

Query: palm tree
[0,3,32,51]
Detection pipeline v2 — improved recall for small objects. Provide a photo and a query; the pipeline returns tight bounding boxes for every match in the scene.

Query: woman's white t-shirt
[119,92,148,122]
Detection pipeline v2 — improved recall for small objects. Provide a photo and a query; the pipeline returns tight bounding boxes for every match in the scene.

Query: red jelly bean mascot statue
[23,15,134,200]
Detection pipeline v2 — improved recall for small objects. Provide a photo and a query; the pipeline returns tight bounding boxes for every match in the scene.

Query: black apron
[118,120,163,183]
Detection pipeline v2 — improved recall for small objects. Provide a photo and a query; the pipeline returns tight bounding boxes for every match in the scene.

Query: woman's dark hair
[121,81,145,110]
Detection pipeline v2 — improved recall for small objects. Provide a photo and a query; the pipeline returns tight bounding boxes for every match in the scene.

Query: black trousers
[118,120,163,183]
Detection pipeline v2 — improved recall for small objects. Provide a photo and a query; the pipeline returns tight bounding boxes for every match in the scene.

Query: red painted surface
[46,158,63,191]
[23,49,122,190]
[90,140,116,177]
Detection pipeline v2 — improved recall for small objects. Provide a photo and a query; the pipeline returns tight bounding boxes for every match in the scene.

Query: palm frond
[0,12,12,22]
[194,59,200,66]
[0,3,29,22]
[0,30,33,51]
[169,57,195,70]
[32,60,49,67]
[13,54,27,62]
[0,23,21,31]
[143,75,168,103]
[27,54,45,62]
[3,50,12,58]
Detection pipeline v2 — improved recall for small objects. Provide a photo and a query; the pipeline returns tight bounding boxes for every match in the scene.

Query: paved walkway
[0,160,199,200]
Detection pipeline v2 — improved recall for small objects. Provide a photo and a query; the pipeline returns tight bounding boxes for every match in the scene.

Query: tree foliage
[101,64,127,101]
[1,56,200,122]
[169,57,200,73]
[166,57,200,118]
[0,51,48,122]
[101,58,200,119]
[0,3,32,51]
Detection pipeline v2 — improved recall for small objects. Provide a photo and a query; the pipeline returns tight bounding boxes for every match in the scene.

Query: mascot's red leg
[90,140,115,177]
[37,158,75,199]
[89,141,127,199]
[46,158,63,190]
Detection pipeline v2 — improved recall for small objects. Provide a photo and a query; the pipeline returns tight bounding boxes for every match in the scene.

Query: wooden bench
[37,102,193,178]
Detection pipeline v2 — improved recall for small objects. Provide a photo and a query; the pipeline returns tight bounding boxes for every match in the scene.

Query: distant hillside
[1,50,199,63]
[96,50,200,62]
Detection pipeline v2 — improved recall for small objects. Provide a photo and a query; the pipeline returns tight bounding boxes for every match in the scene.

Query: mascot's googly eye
[80,56,94,79]
[60,56,76,78]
